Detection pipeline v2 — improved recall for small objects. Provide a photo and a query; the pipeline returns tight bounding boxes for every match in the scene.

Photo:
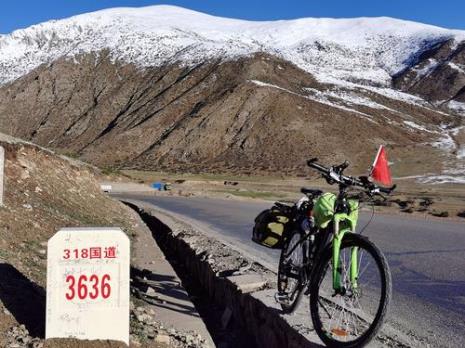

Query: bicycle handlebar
[307,158,329,174]
[307,158,396,195]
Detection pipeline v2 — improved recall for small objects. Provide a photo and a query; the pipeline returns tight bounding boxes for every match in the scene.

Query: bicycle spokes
[315,244,384,342]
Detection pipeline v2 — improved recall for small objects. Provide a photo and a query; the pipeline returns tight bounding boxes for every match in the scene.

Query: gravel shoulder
[0,136,211,348]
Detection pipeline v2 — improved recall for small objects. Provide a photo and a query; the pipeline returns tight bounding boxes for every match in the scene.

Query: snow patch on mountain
[413,58,439,79]
[448,62,465,72]
[1,5,465,86]
[403,121,432,132]
[315,75,426,103]
[249,80,376,121]
[457,147,465,159]
[304,87,389,110]
[432,133,456,151]
[417,175,465,184]
[447,101,465,115]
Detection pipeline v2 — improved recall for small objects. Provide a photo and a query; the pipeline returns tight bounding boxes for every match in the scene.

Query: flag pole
[369,145,383,176]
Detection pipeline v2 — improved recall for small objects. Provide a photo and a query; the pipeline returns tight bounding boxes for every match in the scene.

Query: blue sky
[1,0,464,34]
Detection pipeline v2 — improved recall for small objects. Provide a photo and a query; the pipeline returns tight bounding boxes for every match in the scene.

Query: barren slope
[0,134,141,346]
[0,52,462,178]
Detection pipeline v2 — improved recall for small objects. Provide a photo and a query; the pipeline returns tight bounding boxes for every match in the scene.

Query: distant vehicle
[100,184,112,193]
[151,182,170,191]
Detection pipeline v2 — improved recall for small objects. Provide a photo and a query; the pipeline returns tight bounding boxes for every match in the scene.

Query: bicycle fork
[332,217,358,293]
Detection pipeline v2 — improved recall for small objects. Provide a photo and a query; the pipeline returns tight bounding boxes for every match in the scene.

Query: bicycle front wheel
[309,233,391,347]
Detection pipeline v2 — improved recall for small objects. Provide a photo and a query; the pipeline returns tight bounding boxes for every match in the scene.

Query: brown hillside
[0,52,462,176]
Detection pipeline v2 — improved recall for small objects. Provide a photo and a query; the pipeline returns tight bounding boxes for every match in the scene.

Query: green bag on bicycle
[313,192,359,230]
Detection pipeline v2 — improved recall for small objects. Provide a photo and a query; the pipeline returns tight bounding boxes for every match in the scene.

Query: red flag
[370,145,392,186]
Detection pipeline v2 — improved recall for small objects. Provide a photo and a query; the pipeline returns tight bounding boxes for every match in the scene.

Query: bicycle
[275,158,395,347]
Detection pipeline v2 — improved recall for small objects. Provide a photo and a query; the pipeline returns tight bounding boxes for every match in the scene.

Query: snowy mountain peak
[1,5,465,85]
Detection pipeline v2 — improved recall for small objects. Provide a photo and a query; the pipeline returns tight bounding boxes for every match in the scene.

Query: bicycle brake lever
[325,176,336,185]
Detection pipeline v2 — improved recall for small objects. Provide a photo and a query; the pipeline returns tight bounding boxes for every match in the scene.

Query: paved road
[118,194,465,347]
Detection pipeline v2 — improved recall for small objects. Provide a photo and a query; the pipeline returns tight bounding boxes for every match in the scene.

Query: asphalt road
[118,194,465,347]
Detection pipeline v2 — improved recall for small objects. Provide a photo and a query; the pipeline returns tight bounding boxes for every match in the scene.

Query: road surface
[117,193,465,347]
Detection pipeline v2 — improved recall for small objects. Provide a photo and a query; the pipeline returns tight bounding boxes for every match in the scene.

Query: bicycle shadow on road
[131,266,201,318]
[0,262,45,338]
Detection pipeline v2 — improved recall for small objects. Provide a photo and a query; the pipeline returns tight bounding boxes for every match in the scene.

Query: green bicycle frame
[313,193,359,291]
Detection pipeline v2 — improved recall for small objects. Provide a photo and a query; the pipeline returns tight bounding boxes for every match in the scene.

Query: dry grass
[123,170,465,219]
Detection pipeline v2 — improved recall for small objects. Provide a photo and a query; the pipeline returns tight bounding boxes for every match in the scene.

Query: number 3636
[65,274,111,300]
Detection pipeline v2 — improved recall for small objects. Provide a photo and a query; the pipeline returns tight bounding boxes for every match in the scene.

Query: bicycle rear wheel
[277,230,306,313]
[309,233,391,347]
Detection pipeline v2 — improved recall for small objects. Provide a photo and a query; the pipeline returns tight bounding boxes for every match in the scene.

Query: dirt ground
[0,138,205,348]
[120,170,465,220]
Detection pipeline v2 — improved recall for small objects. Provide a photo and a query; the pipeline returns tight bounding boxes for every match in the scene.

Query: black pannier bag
[252,203,293,249]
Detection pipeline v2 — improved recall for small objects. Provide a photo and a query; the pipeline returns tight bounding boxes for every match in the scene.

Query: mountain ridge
[1,5,465,87]
[0,6,463,183]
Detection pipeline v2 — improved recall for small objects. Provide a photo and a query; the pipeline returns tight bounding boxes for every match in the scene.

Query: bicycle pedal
[274,292,289,304]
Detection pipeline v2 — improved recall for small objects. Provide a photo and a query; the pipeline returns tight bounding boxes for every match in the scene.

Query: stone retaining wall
[123,201,321,348]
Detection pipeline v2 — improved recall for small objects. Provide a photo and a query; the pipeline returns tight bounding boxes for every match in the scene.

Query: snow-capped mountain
[1,5,464,86]
[0,6,464,182]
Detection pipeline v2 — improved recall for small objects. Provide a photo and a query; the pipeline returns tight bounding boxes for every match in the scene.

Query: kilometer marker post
[0,146,4,206]
[46,227,130,345]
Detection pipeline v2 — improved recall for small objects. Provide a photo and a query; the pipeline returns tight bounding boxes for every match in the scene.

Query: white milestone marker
[46,227,130,345]
[0,146,4,206]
